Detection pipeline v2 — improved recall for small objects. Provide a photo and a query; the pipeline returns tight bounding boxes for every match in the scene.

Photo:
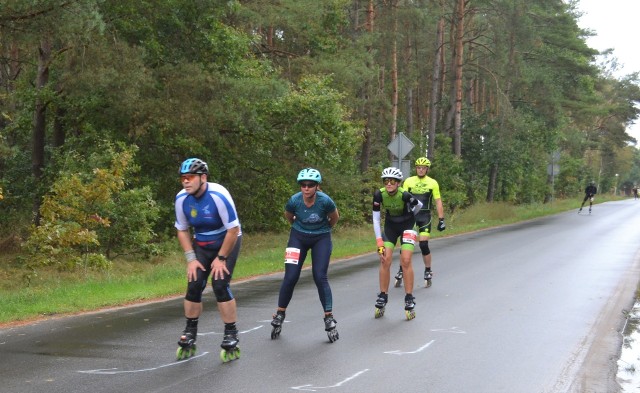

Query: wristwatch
[217,255,227,262]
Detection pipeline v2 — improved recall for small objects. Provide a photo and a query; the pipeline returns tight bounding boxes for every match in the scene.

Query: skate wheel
[220,347,241,362]
[394,279,402,288]
[327,329,339,343]
[271,326,281,340]
[405,310,416,320]
[374,307,385,318]
[425,279,432,288]
[220,349,232,362]
[177,345,196,360]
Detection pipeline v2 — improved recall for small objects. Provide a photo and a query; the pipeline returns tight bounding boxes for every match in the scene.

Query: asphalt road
[1,200,639,393]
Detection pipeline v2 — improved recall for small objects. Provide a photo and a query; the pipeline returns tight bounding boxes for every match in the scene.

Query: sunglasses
[300,182,318,188]
[180,174,200,182]
[383,178,398,185]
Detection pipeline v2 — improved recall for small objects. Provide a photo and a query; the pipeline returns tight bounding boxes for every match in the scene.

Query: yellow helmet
[415,157,431,167]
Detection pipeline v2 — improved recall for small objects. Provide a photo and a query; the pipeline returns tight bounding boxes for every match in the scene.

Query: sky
[575,0,640,144]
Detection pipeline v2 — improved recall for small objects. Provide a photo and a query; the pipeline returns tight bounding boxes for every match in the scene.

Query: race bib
[402,230,417,245]
[284,247,301,265]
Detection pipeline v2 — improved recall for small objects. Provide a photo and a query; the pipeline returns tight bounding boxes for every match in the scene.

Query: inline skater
[372,167,423,320]
[270,168,341,343]
[578,181,597,214]
[394,157,445,288]
[174,158,243,362]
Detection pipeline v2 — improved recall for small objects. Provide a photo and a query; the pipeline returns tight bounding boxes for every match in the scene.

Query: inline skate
[220,327,240,362]
[394,267,403,288]
[374,292,388,318]
[176,326,197,360]
[404,294,416,320]
[270,310,286,339]
[324,314,339,343]
[424,268,433,288]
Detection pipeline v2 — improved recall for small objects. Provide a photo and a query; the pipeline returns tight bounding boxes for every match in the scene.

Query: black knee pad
[185,280,205,303]
[212,281,234,302]
[419,240,431,256]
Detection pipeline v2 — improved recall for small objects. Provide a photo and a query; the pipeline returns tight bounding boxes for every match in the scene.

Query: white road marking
[384,340,435,355]
[291,369,370,391]
[431,326,466,334]
[198,325,263,336]
[77,352,209,375]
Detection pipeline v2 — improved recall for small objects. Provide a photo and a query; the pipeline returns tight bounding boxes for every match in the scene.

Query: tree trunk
[358,0,376,173]
[406,86,413,135]
[405,29,414,136]
[390,0,398,141]
[452,0,465,157]
[53,105,66,148]
[487,162,498,202]
[428,15,445,160]
[32,37,52,224]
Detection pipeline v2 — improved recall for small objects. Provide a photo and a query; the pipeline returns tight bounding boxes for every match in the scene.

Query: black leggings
[277,229,333,313]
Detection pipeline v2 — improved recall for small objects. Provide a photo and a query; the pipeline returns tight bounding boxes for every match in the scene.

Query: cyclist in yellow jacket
[395,157,445,288]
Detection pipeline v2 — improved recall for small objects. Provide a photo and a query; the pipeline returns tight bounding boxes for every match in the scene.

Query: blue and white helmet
[180,158,209,175]
[381,167,403,180]
[297,168,322,184]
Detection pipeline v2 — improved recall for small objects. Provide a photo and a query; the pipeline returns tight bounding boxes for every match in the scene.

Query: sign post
[547,150,560,202]
[387,133,414,178]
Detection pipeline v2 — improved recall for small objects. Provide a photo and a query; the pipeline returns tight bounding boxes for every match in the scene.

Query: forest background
[1,0,640,292]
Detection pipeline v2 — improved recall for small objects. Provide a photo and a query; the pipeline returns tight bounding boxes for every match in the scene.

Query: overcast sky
[575,0,640,143]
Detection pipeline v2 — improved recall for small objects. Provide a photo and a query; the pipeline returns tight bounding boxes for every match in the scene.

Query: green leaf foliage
[22,144,159,269]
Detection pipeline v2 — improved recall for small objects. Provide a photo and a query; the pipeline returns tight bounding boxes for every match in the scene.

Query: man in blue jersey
[174,158,242,361]
[270,168,341,343]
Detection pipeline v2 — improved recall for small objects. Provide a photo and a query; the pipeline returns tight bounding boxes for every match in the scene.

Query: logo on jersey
[303,213,322,224]
[190,207,197,218]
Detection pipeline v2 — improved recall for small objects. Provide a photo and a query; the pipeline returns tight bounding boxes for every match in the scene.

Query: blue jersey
[174,182,241,247]
[285,191,337,235]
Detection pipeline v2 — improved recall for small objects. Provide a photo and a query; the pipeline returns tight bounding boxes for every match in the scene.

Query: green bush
[22,143,160,270]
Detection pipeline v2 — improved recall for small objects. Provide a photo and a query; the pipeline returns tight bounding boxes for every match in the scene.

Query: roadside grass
[0,196,622,325]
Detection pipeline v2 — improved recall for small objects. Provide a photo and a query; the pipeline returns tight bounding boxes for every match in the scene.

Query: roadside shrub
[22,143,159,271]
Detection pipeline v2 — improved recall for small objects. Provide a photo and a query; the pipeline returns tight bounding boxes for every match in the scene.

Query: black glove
[437,218,446,231]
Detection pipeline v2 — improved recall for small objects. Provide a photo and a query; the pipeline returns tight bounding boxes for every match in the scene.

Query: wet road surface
[1,200,639,392]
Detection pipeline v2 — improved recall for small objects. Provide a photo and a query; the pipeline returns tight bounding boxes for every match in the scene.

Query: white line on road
[290,369,370,391]
[77,352,209,375]
[384,340,435,355]
[198,325,263,336]
[431,326,466,334]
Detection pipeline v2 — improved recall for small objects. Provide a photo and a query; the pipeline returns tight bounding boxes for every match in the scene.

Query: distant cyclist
[395,157,445,288]
[578,181,597,214]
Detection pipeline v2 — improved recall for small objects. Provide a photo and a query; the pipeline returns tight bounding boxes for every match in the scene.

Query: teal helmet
[297,168,322,183]
[180,158,209,175]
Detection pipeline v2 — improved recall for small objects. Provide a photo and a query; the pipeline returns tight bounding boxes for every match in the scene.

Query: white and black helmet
[381,167,403,180]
